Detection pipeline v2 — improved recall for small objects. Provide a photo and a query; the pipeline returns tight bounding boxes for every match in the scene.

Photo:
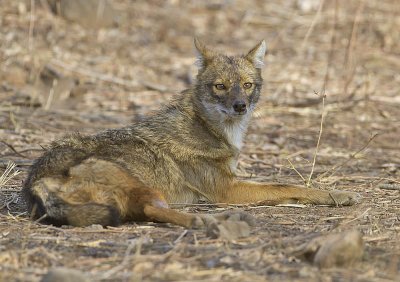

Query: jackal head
[193,38,266,123]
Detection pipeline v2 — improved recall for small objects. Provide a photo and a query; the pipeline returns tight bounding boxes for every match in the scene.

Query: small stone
[293,229,364,269]
[314,230,364,268]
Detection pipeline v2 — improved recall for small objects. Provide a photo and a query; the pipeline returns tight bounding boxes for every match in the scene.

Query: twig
[321,0,338,93]
[34,213,48,223]
[286,158,307,185]
[341,207,371,225]
[302,1,336,188]
[343,0,365,98]
[0,140,30,159]
[173,230,188,244]
[44,78,57,111]
[28,0,35,52]
[276,203,307,208]
[301,0,325,51]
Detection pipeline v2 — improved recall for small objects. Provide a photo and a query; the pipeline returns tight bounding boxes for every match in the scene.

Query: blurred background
[1,0,399,115]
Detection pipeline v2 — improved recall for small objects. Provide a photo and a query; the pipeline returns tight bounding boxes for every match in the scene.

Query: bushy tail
[24,133,96,194]
[26,182,120,227]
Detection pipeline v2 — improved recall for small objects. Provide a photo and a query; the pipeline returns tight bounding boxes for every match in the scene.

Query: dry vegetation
[0,0,399,281]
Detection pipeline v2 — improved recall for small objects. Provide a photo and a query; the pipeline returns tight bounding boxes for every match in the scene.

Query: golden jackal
[23,39,361,228]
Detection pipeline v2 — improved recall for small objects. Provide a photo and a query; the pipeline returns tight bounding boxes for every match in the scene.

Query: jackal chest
[222,116,250,151]
[223,124,245,150]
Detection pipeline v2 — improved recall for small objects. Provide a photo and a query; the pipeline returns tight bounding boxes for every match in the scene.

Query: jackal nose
[233,101,247,114]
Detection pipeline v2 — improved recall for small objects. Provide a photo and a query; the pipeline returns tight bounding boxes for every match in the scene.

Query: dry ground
[0,0,399,281]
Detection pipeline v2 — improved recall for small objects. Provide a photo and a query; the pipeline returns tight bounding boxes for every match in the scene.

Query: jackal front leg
[216,180,362,206]
[143,205,255,239]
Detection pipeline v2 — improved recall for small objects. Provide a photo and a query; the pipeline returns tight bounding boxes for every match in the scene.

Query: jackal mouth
[220,109,247,118]
[234,111,247,116]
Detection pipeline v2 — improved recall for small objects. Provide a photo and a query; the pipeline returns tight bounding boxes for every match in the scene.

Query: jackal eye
[243,82,253,89]
[214,84,226,90]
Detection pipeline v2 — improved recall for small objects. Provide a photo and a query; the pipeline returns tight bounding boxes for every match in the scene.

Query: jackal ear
[245,40,267,69]
[194,37,215,68]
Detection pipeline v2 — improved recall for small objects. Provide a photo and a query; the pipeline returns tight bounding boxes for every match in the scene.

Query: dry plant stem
[28,0,35,52]
[321,0,338,93]
[9,111,20,132]
[301,0,325,51]
[307,95,326,187]
[286,158,307,184]
[173,230,189,244]
[0,141,30,159]
[44,79,57,111]
[316,133,379,181]
[340,207,371,225]
[0,161,21,188]
[302,1,337,187]
[34,213,48,223]
[343,0,365,98]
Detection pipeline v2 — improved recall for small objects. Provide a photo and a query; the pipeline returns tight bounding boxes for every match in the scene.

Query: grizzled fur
[23,39,361,227]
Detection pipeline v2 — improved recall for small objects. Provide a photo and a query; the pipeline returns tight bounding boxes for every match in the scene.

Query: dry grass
[0,0,399,281]
[0,162,20,190]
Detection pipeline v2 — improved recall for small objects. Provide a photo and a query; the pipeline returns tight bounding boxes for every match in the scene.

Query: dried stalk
[0,161,21,189]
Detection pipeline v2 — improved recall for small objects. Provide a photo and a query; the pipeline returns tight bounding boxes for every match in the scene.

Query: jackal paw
[205,219,251,240]
[190,210,255,239]
[329,191,362,206]
[213,210,256,226]
[190,216,207,229]
[203,210,255,239]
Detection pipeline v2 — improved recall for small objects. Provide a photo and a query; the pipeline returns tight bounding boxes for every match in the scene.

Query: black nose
[233,101,247,114]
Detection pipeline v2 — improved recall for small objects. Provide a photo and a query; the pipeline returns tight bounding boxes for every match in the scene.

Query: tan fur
[23,39,361,228]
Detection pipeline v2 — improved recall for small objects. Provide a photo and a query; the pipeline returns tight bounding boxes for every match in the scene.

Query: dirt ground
[0,0,399,281]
